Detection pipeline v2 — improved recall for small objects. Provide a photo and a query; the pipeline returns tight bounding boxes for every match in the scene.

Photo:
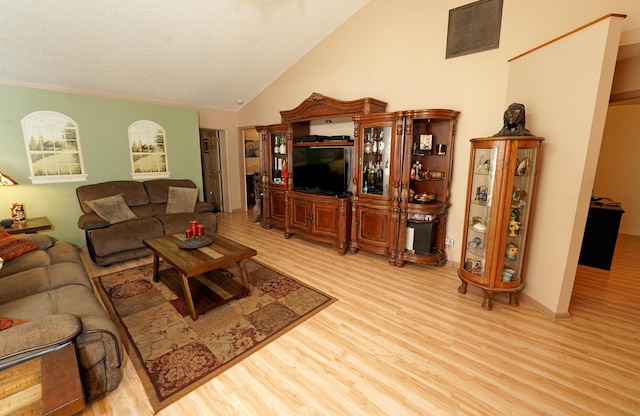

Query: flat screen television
[292,147,348,195]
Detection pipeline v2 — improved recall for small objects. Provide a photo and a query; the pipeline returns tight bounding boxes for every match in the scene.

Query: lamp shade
[0,171,17,186]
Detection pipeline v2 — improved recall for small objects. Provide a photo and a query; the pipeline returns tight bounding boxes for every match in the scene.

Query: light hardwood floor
[80,211,640,416]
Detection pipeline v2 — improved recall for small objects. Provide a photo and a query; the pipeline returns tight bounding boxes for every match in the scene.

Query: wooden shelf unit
[257,94,460,267]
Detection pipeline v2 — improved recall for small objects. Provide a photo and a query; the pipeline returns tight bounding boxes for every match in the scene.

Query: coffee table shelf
[143,234,257,320]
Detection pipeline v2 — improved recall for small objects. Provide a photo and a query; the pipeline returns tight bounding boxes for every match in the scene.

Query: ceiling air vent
[446,0,503,59]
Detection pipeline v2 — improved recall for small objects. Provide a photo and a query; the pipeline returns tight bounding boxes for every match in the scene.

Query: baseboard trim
[520,292,572,321]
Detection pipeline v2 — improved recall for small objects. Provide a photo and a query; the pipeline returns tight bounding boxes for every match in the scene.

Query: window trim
[128,120,170,179]
[21,111,88,184]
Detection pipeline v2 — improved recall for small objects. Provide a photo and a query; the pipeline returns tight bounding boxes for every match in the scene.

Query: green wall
[0,84,202,246]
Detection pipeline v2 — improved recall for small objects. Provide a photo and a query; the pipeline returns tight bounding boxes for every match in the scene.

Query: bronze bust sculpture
[494,103,533,136]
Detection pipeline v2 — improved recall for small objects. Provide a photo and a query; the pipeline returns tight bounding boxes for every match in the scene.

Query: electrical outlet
[445,238,454,247]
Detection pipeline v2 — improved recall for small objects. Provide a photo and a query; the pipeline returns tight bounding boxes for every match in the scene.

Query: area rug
[93,259,336,413]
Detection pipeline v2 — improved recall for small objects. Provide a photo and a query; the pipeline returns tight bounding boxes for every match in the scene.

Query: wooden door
[355,205,390,247]
[288,196,312,233]
[200,129,224,212]
[311,200,341,238]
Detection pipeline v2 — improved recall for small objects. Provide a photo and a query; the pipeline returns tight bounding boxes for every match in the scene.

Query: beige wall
[504,16,624,317]
[197,107,239,213]
[596,104,640,235]
[232,0,640,316]
[611,55,640,94]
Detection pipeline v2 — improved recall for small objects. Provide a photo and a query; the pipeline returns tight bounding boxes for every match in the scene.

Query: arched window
[21,111,87,184]
[128,120,170,179]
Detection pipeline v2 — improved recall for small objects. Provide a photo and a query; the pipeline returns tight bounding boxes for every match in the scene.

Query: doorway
[241,127,261,210]
[199,128,224,212]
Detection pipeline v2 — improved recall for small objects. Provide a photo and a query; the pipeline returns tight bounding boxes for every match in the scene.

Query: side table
[0,343,85,415]
[2,217,53,235]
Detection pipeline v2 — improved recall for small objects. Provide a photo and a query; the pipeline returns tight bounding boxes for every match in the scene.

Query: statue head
[494,102,533,136]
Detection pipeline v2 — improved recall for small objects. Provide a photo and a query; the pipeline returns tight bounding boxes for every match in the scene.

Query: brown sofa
[76,179,217,266]
[0,233,122,400]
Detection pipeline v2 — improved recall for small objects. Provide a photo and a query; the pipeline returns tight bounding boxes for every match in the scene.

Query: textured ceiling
[0,0,370,111]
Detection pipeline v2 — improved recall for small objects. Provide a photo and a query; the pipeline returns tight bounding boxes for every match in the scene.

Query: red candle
[185,229,193,238]
[190,221,198,235]
[197,224,205,236]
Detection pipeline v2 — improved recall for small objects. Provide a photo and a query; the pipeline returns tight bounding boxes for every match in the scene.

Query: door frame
[199,128,224,212]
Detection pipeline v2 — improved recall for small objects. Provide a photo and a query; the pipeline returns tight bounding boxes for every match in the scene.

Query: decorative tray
[413,193,436,203]
[173,233,213,249]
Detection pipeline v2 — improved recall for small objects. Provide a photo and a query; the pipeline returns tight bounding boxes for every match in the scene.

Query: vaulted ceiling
[0,0,370,111]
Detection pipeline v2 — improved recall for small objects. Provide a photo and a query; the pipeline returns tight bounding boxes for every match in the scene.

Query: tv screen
[293,147,347,195]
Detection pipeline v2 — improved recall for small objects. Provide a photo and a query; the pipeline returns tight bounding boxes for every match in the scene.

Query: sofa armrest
[195,201,215,213]
[17,233,56,250]
[77,213,110,230]
[0,314,81,368]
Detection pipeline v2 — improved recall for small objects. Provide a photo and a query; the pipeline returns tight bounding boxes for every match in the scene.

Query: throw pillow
[86,194,138,224]
[0,230,38,262]
[0,316,27,331]
[166,186,198,214]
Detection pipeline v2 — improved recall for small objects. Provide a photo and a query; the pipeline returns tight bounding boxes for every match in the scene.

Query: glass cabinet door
[361,126,392,196]
[271,133,287,185]
[499,144,539,285]
[462,145,498,279]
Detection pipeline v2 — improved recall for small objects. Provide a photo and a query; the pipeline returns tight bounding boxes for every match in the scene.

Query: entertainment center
[256,93,459,266]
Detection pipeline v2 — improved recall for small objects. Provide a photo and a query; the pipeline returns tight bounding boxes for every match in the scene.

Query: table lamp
[1,170,18,227]
[0,170,17,186]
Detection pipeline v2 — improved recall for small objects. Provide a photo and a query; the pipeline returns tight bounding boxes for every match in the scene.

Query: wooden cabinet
[579,202,624,270]
[275,93,387,252]
[256,123,287,229]
[285,191,352,254]
[350,112,404,264]
[395,109,460,267]
[258,94,460,267]
[457,136,544,310]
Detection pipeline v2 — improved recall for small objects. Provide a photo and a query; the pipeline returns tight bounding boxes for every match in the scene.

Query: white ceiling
[0,0,370,111]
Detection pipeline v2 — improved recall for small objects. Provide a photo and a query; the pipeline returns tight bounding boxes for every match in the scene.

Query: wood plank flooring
[79,211,640,415]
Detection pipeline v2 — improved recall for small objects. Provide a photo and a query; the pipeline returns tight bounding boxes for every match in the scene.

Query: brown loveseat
[0,233,122,400]
[76,179,217,266]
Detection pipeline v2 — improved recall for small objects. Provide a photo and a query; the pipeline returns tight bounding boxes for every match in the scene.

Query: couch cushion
[166,186,198,213]
[0,231,38,262]
[77,180,149,214]
[144,179,196,204]
[86,194,139,224]
[88,216,163,258]
[0,262,92,305]
[18,234,55,251]
[0,249,50,278]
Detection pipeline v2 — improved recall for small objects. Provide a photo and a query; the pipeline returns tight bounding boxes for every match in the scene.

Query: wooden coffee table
[143,234,257,320]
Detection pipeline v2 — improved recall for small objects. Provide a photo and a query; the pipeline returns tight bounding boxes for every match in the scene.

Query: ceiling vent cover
[446,0,503,59]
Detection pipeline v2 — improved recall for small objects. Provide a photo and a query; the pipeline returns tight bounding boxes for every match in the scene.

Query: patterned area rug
[93,260,336,413]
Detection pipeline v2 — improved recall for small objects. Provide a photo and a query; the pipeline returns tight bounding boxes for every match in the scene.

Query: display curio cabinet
[350,112,404,263]
[457,136,544,310]
[395,109,460,267]
[255,123,288,229]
